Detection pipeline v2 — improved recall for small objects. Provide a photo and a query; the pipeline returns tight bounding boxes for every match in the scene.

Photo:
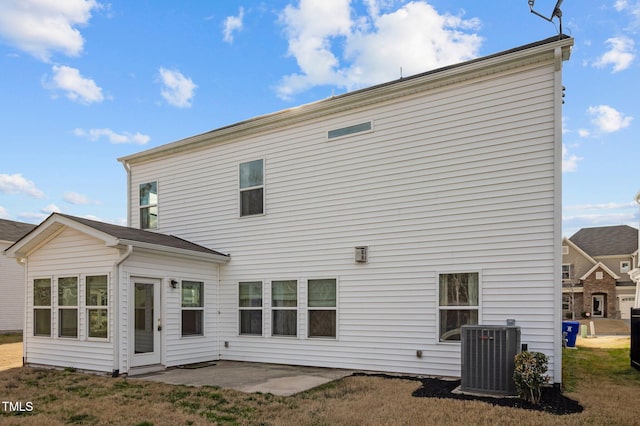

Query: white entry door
[131,278,161,367]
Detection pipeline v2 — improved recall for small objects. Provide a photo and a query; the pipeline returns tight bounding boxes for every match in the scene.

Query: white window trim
[57,275,80,339]
[621,261,631,273]
[306,278,338,340]
[238,281,264,337]
[436,271,482,344]
[139,180,159,230]
[86,274,109,341]
[33,277,53,338]
[180,280,205,337]
[238,158,266,218]
[270,280,298,338]
[562,264,572,280]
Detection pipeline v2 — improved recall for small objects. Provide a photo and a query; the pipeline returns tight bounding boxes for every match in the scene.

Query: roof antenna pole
[528,0,564,37]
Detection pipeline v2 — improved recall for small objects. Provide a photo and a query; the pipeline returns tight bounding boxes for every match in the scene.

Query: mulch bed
[352,373,583,415]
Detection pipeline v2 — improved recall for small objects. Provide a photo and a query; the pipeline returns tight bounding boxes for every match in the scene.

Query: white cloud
[593,37,635,73]
[46,65,104,104]
[158,68,197,108]
[223,7,244,43]
[615,1,629,11]
[0,206,9,219]
[562,144,582,173]
[43,204,61,214]
[0,0,100,62]
[578,129,590,138]
[63,192,100,205]
[0,173,44,198]
[276,0,482,99]
[74,128,150,144]
[588,105,633,133]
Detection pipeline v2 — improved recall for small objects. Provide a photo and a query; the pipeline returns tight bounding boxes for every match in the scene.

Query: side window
[86,275,108,339]
[33,278,52,337]
[181,281,204,336]
[239,282,263,335]
[139,181,158,229]
[621,261,631,273]
[239,159,264,216]
[438,272,479,342]
[58,277,78,338]
[308,279,337,338]
[272,280,297,337]
[562,264,572,280]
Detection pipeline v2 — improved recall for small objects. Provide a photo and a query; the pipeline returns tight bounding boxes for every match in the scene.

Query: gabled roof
[569,225,638,257]
[562,237,597,265]
[5,213,229,262]
[580,261,621,281]
[0,218,37,243]
[119,35,573,166]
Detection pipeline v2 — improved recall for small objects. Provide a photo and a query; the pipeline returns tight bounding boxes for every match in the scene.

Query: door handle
[157,319,162,332]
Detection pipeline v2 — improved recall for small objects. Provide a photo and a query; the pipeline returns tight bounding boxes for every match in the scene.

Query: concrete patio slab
[137,360,354,396]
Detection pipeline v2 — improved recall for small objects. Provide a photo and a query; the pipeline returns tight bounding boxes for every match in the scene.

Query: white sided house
[7,36,573,383]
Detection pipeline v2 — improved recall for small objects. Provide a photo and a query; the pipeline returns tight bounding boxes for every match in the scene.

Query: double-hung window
[272,280,297,337]
[33,278,52,337]
[562,264,572,281]
[181,281,204,336]
[239,282,263,335]
[438,272,479,342]
[308,279,337,338]
[139,181,158,229]
[239,159,264,216]
[58,277,78,338]
[86,275,108,339]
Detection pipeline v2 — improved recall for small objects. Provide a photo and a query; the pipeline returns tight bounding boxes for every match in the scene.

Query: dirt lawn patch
[0,342,22,372]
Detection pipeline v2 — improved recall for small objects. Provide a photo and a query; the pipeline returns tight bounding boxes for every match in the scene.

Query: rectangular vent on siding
[327,121,372,140]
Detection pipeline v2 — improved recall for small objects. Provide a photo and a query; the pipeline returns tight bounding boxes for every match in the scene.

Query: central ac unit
[460,325,521,396]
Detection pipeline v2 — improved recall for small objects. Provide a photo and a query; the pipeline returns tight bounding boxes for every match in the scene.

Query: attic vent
[460,325,521,396]
[328,121,372,139]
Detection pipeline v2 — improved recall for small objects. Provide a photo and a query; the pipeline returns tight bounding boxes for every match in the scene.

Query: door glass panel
[134,283,154,354]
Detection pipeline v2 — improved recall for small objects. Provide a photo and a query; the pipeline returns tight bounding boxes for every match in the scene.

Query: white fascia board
[117,239,230,263]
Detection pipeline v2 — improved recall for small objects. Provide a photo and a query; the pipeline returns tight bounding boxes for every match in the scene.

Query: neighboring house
[562,225,639,320]
[630,192,640,303]
[0,219,37,333]
[6,35,573,385]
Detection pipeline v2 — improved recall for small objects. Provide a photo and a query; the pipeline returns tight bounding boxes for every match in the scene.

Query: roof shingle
[569,225,638,257]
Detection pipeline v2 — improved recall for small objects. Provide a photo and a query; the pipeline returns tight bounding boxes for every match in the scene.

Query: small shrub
[513,351,550,404]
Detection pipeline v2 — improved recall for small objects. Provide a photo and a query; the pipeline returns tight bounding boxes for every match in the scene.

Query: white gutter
[112,245,133,376]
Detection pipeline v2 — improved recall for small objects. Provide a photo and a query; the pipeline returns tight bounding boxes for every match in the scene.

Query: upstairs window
[33,278,52,337]
[139,181,158,229]
[562,264,572,280]
[327,121,372,140]
[239,159,264,216]
[621,261,631,273]
[438,272,479,342]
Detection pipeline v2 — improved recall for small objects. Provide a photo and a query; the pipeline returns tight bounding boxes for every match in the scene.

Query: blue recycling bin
[562,321,580,348]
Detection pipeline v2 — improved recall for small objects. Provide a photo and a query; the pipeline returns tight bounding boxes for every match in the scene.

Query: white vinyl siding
[126,52,564,379]
[25,227,118,372]
[0,241,25,332]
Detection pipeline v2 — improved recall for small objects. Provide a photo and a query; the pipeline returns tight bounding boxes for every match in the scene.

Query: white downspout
[113,245,133,376]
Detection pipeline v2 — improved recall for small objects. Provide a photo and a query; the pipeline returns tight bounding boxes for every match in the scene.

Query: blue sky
[0,0,638,237]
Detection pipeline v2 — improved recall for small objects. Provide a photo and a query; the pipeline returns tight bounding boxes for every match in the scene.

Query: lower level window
[181,281,204,336]
[272,280,297,336]
[239,282,263,335]
[438,272,479,341]
[308,279,337,338]
[58,277,78,338]
[59,309,78,338]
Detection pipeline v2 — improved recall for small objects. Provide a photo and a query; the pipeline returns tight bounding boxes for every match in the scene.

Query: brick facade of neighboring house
[562,225,638,320]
